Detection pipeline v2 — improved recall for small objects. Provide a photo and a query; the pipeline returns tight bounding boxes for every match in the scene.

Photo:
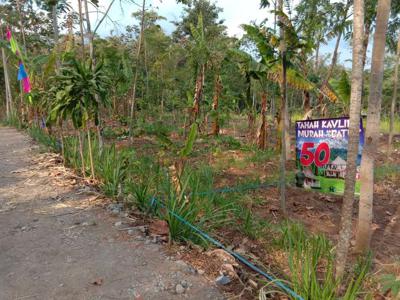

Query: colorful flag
[17,62,31,93]
[6,28,30,93]
[6,28,21,56]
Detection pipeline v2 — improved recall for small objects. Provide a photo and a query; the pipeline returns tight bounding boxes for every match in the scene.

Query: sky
[80,0,357,67]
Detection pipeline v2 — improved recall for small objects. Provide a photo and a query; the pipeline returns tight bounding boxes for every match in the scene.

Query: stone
[180,280,189,288]
[207,249,237,266]
[176,260,187,266]
[215,275,231,286]
[248,279,258,289]
[114,221,123,227]
[197,269,205,275]
[221,263,237,278]
[107,203,124,214]
[175,283,185,294]
[149,220,169,236]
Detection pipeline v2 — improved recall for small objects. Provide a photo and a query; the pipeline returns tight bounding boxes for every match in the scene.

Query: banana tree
[242,22,315,147]
[48,56,109,178]
[188,13,210,125]
[227,48,263,143]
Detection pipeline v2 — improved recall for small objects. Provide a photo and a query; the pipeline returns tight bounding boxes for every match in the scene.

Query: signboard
[295,117,364,195]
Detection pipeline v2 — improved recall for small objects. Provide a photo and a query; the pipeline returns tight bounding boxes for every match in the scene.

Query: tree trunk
[129,0,146,139]
[315,37,320,71]
[318,1,350,114]
[82,0,103,151]
[362,23,372,70]
[278,0,287,217]
[77,0,85,57]
[51,3,60,68]
[355,0,391,254]
[248,111,256,143]
[78,131,86,177]
[257,93,267,149]
[303,90,311,115]
[1,48,12,119]
[326,30,343,82]
[191,64,205,124]
[388,32,400,158]
[15,0,26,50]
[335,0,364,279]
[83,0,94,62]
[87,128,95,179]
[58,118,64,159]
[211,75,222,136]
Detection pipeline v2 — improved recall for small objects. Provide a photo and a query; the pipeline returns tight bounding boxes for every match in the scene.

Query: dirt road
[0,127,223,300]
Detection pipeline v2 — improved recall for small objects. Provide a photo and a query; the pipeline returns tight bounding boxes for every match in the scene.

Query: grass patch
[380,117,400,134]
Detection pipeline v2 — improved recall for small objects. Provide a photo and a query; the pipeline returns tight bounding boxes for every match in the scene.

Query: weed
[96,144,130,197]
[28,126,59,151]
[275,221,370,300]
[380,117,400,134]
[238,207,267,240]
[217,135,242,150]
[124,179,151,212]
[380,273,400,298]
[246,148,277,164]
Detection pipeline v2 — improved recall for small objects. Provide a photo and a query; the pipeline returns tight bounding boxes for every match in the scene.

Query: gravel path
[0,127,223,300]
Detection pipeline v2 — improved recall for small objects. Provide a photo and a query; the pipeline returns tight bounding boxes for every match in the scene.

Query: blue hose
[150,197,304,300]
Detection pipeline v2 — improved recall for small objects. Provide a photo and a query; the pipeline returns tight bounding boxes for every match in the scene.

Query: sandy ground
[0,127,223,300]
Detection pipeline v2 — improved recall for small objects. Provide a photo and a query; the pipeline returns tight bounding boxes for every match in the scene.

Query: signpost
[295,117,364,195]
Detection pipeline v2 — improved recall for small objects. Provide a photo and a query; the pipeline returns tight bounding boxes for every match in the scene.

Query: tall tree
[0,21,12,118]
[278,0,288,216]
[335,0,365,279]
[355,0,392,253]
[318,0,352,115]
[129,0,145,139]
[387,31,400,158]
[77,0,85,56]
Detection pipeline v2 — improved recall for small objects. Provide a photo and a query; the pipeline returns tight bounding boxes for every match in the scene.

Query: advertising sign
[295,117,364,195]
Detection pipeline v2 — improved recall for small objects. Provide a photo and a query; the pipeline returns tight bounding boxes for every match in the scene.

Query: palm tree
[335,0,365,279]
[48,57,109,178]
[355,0,392,253]
[388,31,400,158]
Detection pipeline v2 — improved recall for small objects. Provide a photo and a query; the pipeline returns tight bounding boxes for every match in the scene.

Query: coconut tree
[335,0,365,279]
[355,0,392,253]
